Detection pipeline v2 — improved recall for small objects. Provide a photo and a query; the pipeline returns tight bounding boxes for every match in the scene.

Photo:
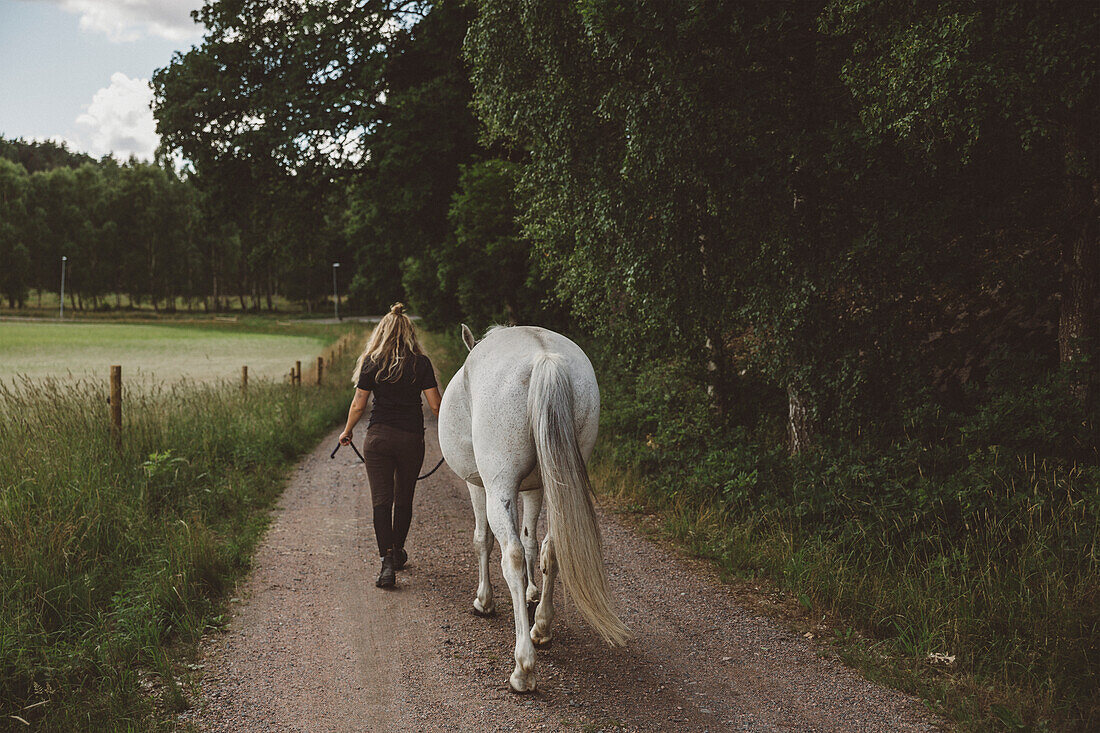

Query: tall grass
[0,335,362,731]
[591,443,1098,731]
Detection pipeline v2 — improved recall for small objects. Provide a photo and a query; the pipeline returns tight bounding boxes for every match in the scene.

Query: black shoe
[376,553,396,588]
[394,548,408,571]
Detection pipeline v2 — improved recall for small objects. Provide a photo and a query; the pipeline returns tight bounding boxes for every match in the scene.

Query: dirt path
[179,413,943,732]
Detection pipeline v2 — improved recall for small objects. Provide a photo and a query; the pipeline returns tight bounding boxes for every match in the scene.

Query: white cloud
[36,0,201,42]
[76,72,159,160]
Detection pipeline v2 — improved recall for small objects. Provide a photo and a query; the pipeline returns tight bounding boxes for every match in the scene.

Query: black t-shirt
[356,353,437,433]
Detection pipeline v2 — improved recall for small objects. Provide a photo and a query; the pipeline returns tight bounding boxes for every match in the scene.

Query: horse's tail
[528,352,629,647]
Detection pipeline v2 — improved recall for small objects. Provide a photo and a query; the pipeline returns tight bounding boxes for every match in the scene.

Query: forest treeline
[0,142,198,311]
[0,137,354,312]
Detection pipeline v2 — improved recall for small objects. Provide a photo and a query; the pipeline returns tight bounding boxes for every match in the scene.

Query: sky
[0,0,203,161]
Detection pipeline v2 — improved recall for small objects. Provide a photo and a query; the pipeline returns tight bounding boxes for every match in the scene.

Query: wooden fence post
[317,356,324,385]
[295,360,302,386]
[241,365,248,391]
[109,365,122,450]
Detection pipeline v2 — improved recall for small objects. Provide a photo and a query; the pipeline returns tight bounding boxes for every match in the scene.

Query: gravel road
[179,413,943,732]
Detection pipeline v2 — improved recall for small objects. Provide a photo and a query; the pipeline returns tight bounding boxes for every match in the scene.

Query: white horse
[439,325,629,692]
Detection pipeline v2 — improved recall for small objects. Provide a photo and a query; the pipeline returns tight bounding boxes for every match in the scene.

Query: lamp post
[332,262,340,321]
[59,256,67,320]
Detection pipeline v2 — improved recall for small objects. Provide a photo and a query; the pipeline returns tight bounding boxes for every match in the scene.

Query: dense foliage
[344,0,480,313]
[466,0,1098,441]
[151,0,553,320]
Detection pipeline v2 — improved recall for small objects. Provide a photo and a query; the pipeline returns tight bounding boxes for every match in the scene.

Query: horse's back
[467,326,598,435]
[465,326,587,381]
[442,326,599,489]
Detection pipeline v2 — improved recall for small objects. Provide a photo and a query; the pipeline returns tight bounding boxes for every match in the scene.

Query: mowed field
[0,321,329,383]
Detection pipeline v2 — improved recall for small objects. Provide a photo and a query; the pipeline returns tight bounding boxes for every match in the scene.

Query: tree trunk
[787,384,815,455]
[1058,128,1098,404]
[1058,171,1098,405]
[698,234,731,415]
[784,15,824,455]
[1059,230,1097,403]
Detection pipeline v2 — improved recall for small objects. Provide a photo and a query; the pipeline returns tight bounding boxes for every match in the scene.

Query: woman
[339,303,442,588]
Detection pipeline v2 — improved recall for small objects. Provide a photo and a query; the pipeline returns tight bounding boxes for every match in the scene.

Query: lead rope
[330,441,446,481]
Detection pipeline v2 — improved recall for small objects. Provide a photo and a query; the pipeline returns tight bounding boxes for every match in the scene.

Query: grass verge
[589,445,1097,732]
[0,325,365,731]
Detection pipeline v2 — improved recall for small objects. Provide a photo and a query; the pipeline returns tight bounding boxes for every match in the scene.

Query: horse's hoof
[530,629,554,647]
[473,599,495,616]
[530,620,550,642]
[509,672,537,693]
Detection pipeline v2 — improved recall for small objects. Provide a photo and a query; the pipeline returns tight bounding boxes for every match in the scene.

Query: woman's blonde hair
[352,303,426,385]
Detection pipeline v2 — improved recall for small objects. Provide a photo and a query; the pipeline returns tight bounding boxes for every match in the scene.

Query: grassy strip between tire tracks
[0,321,366,731]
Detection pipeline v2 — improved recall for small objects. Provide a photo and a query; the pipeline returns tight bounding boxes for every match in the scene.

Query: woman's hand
[340,429,354,446]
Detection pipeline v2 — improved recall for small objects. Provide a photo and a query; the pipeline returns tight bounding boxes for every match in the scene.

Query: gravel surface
[179,413,944,732]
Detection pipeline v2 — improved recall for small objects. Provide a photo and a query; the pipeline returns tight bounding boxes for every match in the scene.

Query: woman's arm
[424,386,442,416]
[339,388,371,444]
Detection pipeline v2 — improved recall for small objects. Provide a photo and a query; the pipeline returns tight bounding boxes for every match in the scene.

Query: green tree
[823,1,1100,401]
[346,0,480,313]
[407,158,558,330]
[0,158,31,307]
[153,0,414,311]
[466,1,871,446]
[466,0,1099,449]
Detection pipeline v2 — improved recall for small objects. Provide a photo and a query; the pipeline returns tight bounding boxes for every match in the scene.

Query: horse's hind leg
[485,485,538,692]
[520,489,542,605]
[467,482,494,615]
[530,534,556,647]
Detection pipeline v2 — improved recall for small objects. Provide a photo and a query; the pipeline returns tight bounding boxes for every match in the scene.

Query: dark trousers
[363,423,425,557]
